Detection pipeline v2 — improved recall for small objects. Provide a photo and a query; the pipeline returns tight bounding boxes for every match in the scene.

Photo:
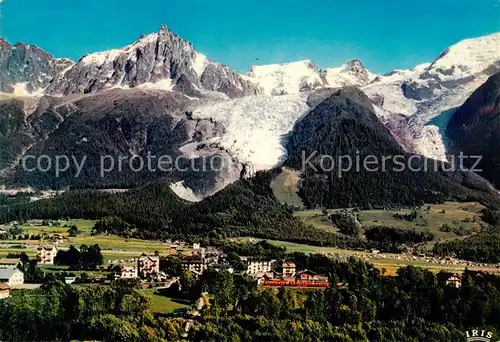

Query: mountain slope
[191,93,309,169]
[364,32,500,119]
[325,59,376,88]
[447,72,500,186]
[245,60,327,95]
[362,33,500,162]
[1,27,499,199]
[2,89,242,198]
[284,87,498,209]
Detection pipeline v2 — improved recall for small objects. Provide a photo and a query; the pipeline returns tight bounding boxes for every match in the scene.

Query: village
[0,237,468,303]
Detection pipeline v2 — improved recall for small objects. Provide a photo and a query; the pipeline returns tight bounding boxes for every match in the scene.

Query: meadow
[293,202,487,243]
[0,219,183,261]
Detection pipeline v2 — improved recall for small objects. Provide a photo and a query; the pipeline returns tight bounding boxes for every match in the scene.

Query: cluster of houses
[0,238,469,300]
[113,255,167,280]
[179,252,330,287]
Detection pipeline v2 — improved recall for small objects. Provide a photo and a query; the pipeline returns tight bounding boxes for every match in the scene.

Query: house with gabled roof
[0,268,24,287]
[0,258,21,269]
[138,255,160,277]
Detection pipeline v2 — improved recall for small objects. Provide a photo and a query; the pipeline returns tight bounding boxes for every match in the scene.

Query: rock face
[446,72,500,186]
[0,39,73,93]
[46,26,259,98]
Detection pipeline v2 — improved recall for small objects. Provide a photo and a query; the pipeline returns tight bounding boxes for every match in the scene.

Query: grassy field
[294,202,487,243]
[234,237,500,276]
[0,219,183,262]
[234,237,360,254]
[270,168,305,209]
[357,202,485,241]
[293,210,339,233]
[141,289,190,314]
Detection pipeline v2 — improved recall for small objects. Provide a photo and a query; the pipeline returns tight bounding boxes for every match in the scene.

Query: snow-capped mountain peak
[428,32,500,80]
[45,25,258,98]
[363,32,500,162]
[246,59,327,95]
[325,59,376,88]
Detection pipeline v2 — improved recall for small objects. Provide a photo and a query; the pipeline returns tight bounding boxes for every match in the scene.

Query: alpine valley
[0,25,500,207]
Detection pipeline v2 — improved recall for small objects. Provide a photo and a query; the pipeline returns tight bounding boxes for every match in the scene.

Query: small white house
[64,277,76,284]
[0,268,24,287]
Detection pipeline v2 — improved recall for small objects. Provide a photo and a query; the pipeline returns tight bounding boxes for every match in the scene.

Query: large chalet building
[282,261,296,278]
[37,245,58,265]
[138,255,160,276]
[241,257,275,274]
[181,256,207,275]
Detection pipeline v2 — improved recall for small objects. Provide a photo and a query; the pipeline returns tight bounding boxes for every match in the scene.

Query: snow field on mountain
[246,60,325,95]
[191,94,309,169]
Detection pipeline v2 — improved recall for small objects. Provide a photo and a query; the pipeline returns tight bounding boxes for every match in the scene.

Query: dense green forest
[364,226,434,244]
[189,255,500,341]
[2,257,500,341]
[434,232,500,263]
[0,181,400,252]
[0,280,185,341]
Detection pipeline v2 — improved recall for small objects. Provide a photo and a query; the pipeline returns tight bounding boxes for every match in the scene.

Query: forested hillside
[447,72,500,187]
[284,87,499,209]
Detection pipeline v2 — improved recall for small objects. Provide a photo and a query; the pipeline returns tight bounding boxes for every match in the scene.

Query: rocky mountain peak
[325,59,375,88]
[43,25,258,98]
[0,39,73,94]
[400,33,500,102]
[343,59,370,82]
[345,59,364,69]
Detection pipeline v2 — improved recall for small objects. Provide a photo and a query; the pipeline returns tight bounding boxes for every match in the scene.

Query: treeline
[393,210,418,221]
[2,257,500,341]
[54,244,103,270]
[215,240,287,260]
[434,233,500,263]
[91,216,132,236]
[365,226,434,245]
[0,280,185,341]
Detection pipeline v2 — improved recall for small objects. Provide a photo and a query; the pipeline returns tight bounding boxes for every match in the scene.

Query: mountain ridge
[1,27,499,201]
[2,27,498,108]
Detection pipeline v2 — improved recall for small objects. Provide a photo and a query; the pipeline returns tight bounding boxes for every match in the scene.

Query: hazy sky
[1,0,499,73]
